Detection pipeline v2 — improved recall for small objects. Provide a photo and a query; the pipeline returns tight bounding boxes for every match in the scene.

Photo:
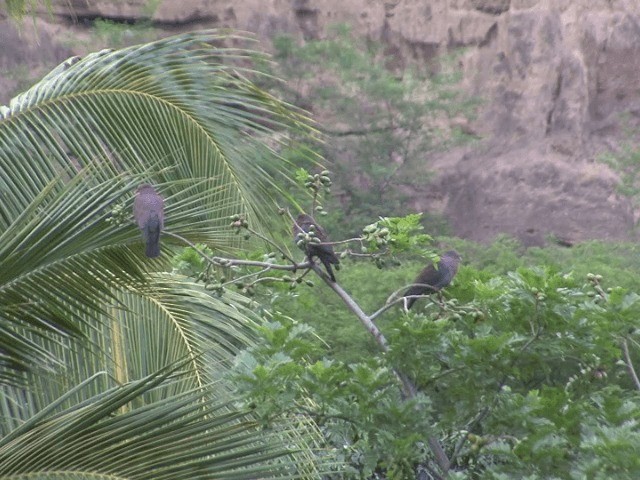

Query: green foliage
[234,317,434,479]
[4,0,40,19]
[598,116,640,222]
[0,32,331,478]
[376,214,433,254]
[236,235,640,478]
[93,18,158,47]
[173,243,214,278]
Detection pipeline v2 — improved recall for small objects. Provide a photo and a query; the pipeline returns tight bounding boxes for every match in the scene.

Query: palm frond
[0,364,331,479]
[0,30,333,476]
[0,31,317,381]
[0,31,316,244]
[0,276,262,427]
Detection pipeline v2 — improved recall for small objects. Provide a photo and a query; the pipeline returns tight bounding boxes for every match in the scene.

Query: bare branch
[427,437,451,475]
[218,258,309,271]
[622,338,640,391]
[370,295,424,320]
[221,267,272,288]
[309,265,421,395]
[246,226,297,264]
[163,230,311,271]
[370,283,441,320]
[311,264,389,351]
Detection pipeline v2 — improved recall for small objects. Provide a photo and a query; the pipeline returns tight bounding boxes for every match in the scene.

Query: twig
[370,282,440,320]
[427,437,450,475]
[342,249,387,258]
[246,226,297,264]
[370,298,405,321]
[216,258,309,270]
[319,237,365,246]
[622,338,640,391]
[221,267,272,288]
[449,407,490,468]
[162,230,311,271]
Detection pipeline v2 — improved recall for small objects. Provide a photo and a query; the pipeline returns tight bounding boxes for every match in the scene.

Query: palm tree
[0,31,332,478]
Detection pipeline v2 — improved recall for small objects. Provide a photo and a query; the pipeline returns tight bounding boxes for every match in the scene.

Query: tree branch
[622,338,640,391]
[309,264,451,475]
[163,230,311,271]
[310,264,390,351]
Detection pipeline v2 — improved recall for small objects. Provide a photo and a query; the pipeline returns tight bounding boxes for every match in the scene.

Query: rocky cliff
[2,0,640,245]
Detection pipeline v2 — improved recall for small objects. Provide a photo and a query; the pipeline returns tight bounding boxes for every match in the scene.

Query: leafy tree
[5,10,640,480]
[598,116,640,228]
[233,254,640,479]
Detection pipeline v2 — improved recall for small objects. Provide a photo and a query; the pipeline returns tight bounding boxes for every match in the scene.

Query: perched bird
[293,213,340,282]
[403,250,461,310]
[133,184,164,258]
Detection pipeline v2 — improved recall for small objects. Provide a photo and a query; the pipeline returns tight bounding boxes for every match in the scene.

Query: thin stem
[449,407,490,467]
[246,226,297,264]
[371,283,439,320]
[218,258,309,270]
[320,237,365,246]
[221,267,272,288]
[311,264,389,352]
[162,230,311,271]
[622,338,640,391]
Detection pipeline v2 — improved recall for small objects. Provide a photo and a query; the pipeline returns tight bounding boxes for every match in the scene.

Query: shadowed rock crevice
[471,0,511,16]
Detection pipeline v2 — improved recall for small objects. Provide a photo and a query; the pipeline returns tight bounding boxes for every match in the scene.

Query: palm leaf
[0,171,151,382]
[0,364,331,479]
[0,31,316,243]
[0,30,333,476]
[0,31,316,380]
[0,277,335,477]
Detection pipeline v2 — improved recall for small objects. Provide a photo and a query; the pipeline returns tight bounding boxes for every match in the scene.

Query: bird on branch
[403,250,461,309]
[293,213,340,282]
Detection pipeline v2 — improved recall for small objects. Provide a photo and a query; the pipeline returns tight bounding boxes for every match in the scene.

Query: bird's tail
[145,237,161,258]
[320,256,337,282]
[144,216,162,258]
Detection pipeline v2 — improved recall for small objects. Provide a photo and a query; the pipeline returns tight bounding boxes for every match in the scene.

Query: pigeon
[133,184,164,258]
[403,250,461,309]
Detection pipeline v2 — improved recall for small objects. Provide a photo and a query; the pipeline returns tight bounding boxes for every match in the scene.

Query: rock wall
[2,0,640,245]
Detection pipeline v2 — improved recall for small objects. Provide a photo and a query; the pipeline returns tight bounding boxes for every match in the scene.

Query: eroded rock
[4,0,640,244]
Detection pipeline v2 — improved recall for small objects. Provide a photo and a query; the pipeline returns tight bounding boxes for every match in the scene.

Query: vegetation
[268,25,479,236]
[4,8,640,480]
[598,116,640,228]
[92,18,159,47]
[0,31,332,478]
[235,236,640,479]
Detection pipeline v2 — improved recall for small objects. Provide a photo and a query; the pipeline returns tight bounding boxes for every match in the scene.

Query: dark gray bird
[133,184,164,258]
[293,213,340,282]
[403,250,461,309]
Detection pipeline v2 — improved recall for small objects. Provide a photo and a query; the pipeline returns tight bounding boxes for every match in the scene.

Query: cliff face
[2,0,640,245]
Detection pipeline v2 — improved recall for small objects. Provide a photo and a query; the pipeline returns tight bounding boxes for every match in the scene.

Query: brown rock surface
[3,0,640,245]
